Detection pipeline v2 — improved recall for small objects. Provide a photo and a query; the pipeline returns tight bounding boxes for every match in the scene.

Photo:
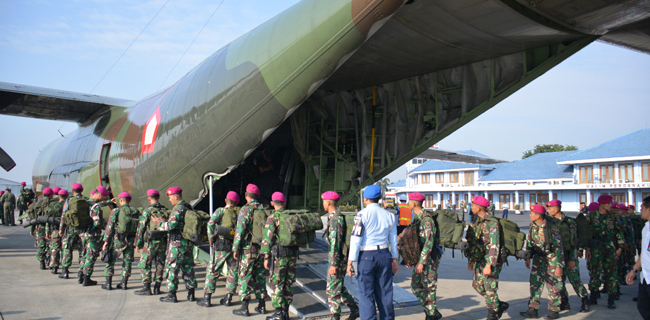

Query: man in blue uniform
[346,185,398,320]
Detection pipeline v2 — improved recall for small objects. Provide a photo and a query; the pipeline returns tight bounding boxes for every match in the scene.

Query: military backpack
[276,210,323,247]
[182,207,210,243]
[629,214,646,241]
[147,205,170,233]
[47,201,64,219]
[430,209,465,249]
[330,212,356,259]
[547,215,578,252]
[574,212,594,248]
[397,211,432,266]
[251,207,273,245]
[497,217,528,261]
[64,197,91,227]
[26,201,39,221]
[116,206,141,235]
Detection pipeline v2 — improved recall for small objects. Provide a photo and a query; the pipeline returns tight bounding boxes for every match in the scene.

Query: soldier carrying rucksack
[32,188,54,270]
[134,189,169,296]
[45,189,68,274]
[101,192,140,291]
[58,183,93,282]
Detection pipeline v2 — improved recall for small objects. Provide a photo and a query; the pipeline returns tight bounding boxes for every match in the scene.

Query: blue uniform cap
[363,185,382,199]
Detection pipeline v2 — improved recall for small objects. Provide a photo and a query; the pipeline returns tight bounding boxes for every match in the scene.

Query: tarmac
[0,210,643,320]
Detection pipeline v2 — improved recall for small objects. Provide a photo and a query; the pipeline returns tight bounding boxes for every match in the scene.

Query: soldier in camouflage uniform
[197,191,241,307]
[0,190,4,224]
[134,189,168,296]
[32,188,54,269]
[58,184,91,280]
[45,189,68,274]
[101,192,139,290]
[520,204,564,319]
[232,184,267,316]
[614,204,635,299]
[79,186,113,286]
[585,195,624,309]
[260,192,296,320]
[151,187,198,303]
[1,188,16,226]
[322,191,359,320]
[467,196,508,320]
[407,192,443,320]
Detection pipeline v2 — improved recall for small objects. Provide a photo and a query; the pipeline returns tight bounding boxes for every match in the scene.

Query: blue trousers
[357,249,394,320]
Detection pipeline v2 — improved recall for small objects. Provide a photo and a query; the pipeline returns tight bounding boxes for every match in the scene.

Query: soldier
[134,189,168,296]
[0,190,4,225]
[467,196,508,320]
[615,204,635,299]
[151,186,198,303]
[45,189,68,274]
[197,191,241,307]
[1,188,16,226]
[585,195,624,309]
[101,192,140,290]
[79,185,112,286]
[407,192,443,320]
[33,188,54,269]
[488,200,495,216]
[232,184,268,316]
[322,191,359,320]
[17,182,28,224]
[58,183,90,280]
[545,200,590,313]
[520,204,564,319]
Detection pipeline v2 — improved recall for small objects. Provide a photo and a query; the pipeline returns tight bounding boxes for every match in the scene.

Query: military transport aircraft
[1,0,649,211]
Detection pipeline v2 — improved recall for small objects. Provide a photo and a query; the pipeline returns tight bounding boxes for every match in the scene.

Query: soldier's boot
[153,282,162,295]
[254,298,266,314]
[588,291,598,305]
[519,307,539,319]
[633,297,639,302]
[220,293,234,306]
[543,311,559,320]
[58,267,69,279]
[51,267,58,274]
[160,292,178,303]
[486,308,499,320]
[283,305,290,320]
[559,298,570,311]
[265,308,282,320]
[77,270,84,284]
[346,302,360,320]
[496,301,509,319]
[614,287,621,300]
[233,299,250,317]
[82,275,97,286]
[331,314,340,320]
[116,276,129,290]
[40,260,46,270]
[607,296,616,309]
[579,297,590,312]
[433,310,443,320]
[101,276,113,290]
[197,293,212,307]
[134,283,152,296]
[187,288,196,302]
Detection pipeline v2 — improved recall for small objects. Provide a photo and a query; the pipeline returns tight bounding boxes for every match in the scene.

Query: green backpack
[27,200,41,220]
[574,212,594,248]
[547,216,577,252]
[331,212,356,258]
[182,208,210,243]
[217,206,240,240]
[147,204,170,233]
[629,215,646,241]
[116,206,141,235]
[430,209,465,249]
[64,196,91,227]
[47,201,64,219]
[276,210,323,246]
[251,207,273,245]
[497,217,527,259]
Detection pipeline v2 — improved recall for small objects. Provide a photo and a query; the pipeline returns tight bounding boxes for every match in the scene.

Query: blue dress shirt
[348,203,398,261]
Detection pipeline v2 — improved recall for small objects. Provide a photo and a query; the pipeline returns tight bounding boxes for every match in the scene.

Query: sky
[1,0,649,186]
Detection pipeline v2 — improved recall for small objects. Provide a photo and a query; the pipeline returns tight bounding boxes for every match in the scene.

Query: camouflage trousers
[237,245,267,300]
[326,259,355,314]
[203,249,238,294]
[48,229,62,269]
[528,256,564,312]
[588,243,618,295]
[61,227,85,269]
[411,256,441,316]
[472,263,501,310]
[104,234,136,278]
[34,225,48,262]
[559,260,589,301]
[269,256,297,308]
[164,239,197,293]
[3,204,14,225]
[137,240,167,285]
[80,232,102,276]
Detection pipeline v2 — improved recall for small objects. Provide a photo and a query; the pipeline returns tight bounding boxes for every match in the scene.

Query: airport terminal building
[387,129,650,213]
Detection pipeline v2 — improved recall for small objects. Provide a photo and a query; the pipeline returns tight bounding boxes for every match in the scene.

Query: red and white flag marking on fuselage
[142,107,161,154]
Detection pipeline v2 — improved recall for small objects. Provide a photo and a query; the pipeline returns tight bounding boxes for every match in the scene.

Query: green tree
[522,144,578,159]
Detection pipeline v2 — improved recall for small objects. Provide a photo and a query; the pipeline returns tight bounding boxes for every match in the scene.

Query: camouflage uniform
[158,200,197,293]
[202,206,239,295]
[470,215,502,311]
[587,210,624,296]
[410,210,442,317]
[526,219,564,312]
[59,195,88,271]
[555,214,589,303]
[616,215,635,287]
[33,197,52,262]
[80,200,111,276]
[325,210,356,315]
[1,191,16,225]
[232,200,267,301]
[261,208,298,309]
[134,203,168,286]
[103,205,137,278]
[45,200,65,269]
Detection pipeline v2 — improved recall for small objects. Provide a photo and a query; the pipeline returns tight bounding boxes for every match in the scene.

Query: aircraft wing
[0,81,133,124]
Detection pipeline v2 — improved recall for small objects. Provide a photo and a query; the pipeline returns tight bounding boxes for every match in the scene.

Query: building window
[579,166,593,184]
[612,193,626,204]
[600,164,614,183]
[579,193,588,204]
[643,163,650,182]
[412,159,417,164]
[435,173,444,183]
[619,163,634,182]
[413,176,418,185]
[450,172,459,183]
[421,173,430,184]
[464,171,474,186]
[425,195,434,208]
[499,194,510,209]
